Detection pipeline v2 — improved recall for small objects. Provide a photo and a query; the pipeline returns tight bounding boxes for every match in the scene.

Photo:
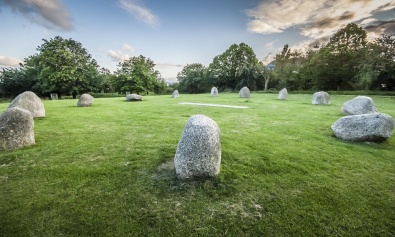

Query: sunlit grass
[0,93,394,236]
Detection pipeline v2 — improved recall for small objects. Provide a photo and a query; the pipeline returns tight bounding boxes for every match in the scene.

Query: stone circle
[277,88,288,100]
[211,87,218,97]
[174,115,221,180]
[172,90,179,98]
[8,91,45,118]
[331,113,394,142]
[312,91,330,105]
[239,86,250,98]
[0,107,35,151]
[126,94,143,101]
[341,96,377,115]
[77,93,94,107]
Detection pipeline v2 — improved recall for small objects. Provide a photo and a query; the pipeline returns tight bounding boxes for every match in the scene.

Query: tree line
[176,23,395,93]
[1,23,394,98]
[0,36,167,98]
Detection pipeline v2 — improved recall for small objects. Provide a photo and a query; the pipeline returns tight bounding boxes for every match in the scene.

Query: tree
[0,66,37,97]
[357,34,395,90]
[319,23,368,90]
[177,63,209,93]
[272,44,304,90]
[24,36,100,99]
[209,43,259,90]
[98,67,114,93]
[113,55,161,94]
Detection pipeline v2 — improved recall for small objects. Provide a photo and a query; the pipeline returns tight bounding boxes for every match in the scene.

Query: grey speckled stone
[8,91,45,118]
[126,94,143,101]
[211,87,218,97]
[0,107,35,151]
[331,113,394,142]
[174,115,221,180]
[312,91,330,105]
[77,93,94,107]
[172,90,179,98]
[277,88,288,100]
[341,96,377,115]
[239,87,250,98]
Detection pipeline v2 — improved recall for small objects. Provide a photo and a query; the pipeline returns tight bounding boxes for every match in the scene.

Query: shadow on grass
[151,158,238,199]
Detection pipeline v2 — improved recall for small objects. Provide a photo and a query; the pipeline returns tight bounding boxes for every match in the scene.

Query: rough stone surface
[174,115,221,180]
[341,96,377,115]
[312,91,330,105]
[172,90,179,98]
[0,107,35,151]
[126,94,143,101]
[331,113,394,142]
[77,93,94,107]
[277,88,288,100]
[239,86,250,98]
[211,87,218,97]
[8,91,45,118]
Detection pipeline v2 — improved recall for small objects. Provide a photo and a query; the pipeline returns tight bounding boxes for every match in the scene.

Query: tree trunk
[264,75,269,91]
[264,78,269,91]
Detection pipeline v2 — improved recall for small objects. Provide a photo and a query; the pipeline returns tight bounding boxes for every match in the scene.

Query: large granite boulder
[172,90,179,98]
[312,91,330,105]
[341,96,377,115]
[8,91,45,118]
[211,87,218,97]
[174,115,221,180]
[126,94,143,101]
[277,88,288,100]
[77,93,94,107]
[239,86,250,98]
[0,107,35,151]
[331,113,394,142]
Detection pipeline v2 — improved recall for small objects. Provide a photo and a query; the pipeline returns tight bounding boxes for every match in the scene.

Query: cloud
[122,44,134,53]
[246,0,395,40]
[118,0,158,27]
[0,56,23,66]
[108,50,130,62]
[0,0,73,31]
[155,63,184,68]
[364,19,395,35]
[262,53,275,65]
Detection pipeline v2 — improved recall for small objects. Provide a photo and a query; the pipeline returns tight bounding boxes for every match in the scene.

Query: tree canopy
[209,43,259,90]
[25,36,100,98]
[113,55,165,95]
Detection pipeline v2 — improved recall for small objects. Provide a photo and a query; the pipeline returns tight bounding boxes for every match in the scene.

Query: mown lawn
[0,93,394,236]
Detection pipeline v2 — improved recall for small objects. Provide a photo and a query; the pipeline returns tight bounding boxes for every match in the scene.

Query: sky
[0,0,394,82]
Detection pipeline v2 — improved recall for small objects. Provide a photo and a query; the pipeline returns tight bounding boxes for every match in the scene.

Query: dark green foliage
[177,63,210,93]
[113,55,165,95]
[0,67,38,97]
[28,36,101,98]
[209,43,259,91]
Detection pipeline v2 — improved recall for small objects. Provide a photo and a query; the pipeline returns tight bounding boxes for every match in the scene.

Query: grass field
[0,93,394,236]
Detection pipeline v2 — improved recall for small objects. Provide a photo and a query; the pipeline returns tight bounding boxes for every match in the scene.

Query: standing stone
[8,91,45,118]
[174,115,221,180]
[341,96,377,115]
[0,107,35,151]
[172,90,179,98]
[331,113,394,142]
[77,93,94,107]
[211,87,218,97]
[239,86,250,98]
[312,91,330,105]
[277,88,288,100]
[126,94,143,101]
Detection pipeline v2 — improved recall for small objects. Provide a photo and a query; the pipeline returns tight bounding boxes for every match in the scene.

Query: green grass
[0,93,394,236]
